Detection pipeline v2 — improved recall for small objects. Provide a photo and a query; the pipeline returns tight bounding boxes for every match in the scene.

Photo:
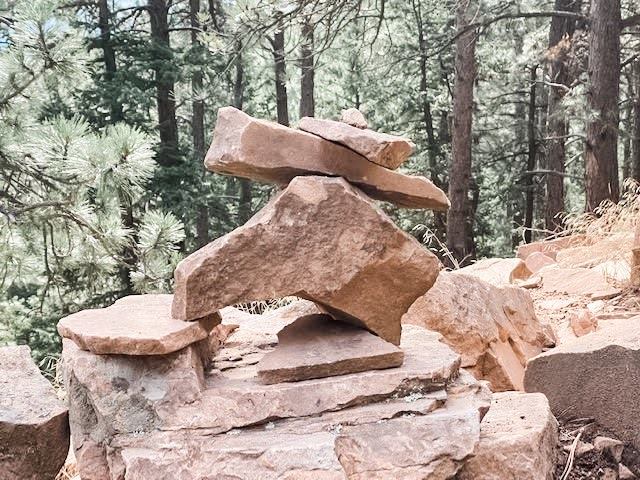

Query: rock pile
[51,108,560,479]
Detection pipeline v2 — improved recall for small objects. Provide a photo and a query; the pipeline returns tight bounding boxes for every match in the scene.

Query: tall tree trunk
[190,0,209,247]
[545,0,581,231]
[585,0,621,210]
[271,24,289,126]
[524,65,538,243]
[632,61,640,181]
[97,0,122,123]
[446,0,477,266]
[148,0,180,167]
[232,39,252,224]
[622,74,632,181]
[299,17,315,118]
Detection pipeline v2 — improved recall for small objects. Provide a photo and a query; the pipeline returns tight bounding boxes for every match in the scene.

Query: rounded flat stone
[58,297,217,355]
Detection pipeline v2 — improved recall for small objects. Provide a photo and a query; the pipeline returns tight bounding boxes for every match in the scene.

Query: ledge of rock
[402,271,553,391]
[62,299,496,479]
[0,345,70,480]
[298,116,415,169]
[172,176,441,345]
[458,391,558,480]
[525,316,640,449]
[459,257,532,286]
[256,313,404,384]
[204,107,449,210]
[58,295,217,355]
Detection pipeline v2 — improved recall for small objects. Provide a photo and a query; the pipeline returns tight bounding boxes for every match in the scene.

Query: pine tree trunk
[97,0,122,123]
[545,0,581,230]
[524,66,537,243]
[632,61,640,181]
[299,17,314,118]
[446,0,477,266]
[271,25,289,126]
[232,39,252,224]
[585,0,621,211]
[148,0,180,167]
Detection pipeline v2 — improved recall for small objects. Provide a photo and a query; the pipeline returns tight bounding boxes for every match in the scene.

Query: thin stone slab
[58,296,217,355]
[172,176,441,345]
[205,107,449,210]
[257,314,404,384]
[0,345,69,480]
[298,116,415,169]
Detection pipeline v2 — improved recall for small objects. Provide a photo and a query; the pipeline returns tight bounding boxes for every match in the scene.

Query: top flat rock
[341,107,368,129]
[298,116,415,169]
[58,295,217,355]
[205,107,449,210]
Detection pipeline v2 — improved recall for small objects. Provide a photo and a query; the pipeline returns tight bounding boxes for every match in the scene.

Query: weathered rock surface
[63,299,498,479]
[525,252,557,274]
[403,271,552,391]
[298,116,415,169]
[539,267,621,298]
[460,257,532,286]
[205,107,449,210]
[525,316,640,448]
[341,108,368,129]
[516,235,584,260]
[458,391,558,480]
[570,309,598,337]
[0,345,70,480]
[173,176,442,344]
[58,296,216,355]
[257,314,404,384]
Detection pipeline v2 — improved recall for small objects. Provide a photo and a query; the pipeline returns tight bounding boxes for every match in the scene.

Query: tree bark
[299,17,315,118]
[545,0,581,231]
[632,61,640,181]
[148,0,180,167]
[232,39,252,224]
[585,0,621,210]
[446,0,477,266]
[271,24,289,126]
[524,65,537,243]
[97,0,122,123]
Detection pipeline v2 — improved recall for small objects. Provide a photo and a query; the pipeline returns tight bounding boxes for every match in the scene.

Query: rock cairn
[52,109,559,479]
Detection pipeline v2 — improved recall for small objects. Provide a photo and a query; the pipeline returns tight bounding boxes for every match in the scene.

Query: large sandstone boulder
[402,271,552,391]
[538,266,621,298]
[525,316,640,449]
[173,176,442,345]
[0,346,70,480]
[298,116,415,169]
[205,107,449,210]
[458,392,558,480]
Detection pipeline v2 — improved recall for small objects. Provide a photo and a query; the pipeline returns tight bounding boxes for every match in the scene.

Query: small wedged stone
[458,392,559,480]
[172,176,442,345]
[298,116,415,169]
[257,314,404,384]
[524,316,640,449]
[341,108,368,129]
[58,296,217,355]
[0,345,70,480]
[205,107,449,210]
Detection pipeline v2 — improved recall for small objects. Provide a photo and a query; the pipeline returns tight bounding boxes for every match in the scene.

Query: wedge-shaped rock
[458,392,558,480]
[205,107,449,210]
[460,257,532,286]
[58,296,217,355]
[257,314,404,384]
[173,176,441,344]
[403,271,553,391]
[525,316,640,449]
[1,346,70,480]
[298,116,415,169]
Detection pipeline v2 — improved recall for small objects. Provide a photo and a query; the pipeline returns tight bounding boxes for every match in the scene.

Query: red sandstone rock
[570,309,598,337]
[539,267,621,298]
[0,346,69,480]
[340,108,368,129]
[204,107,449,210]
[403,271,552,391]
[460,257,532,285]
[58,296,217,355]
[525,252,557,274]
[516,235,585,260]
[257,314,404,384]
[298,116,415,169]
[173,176,441,345]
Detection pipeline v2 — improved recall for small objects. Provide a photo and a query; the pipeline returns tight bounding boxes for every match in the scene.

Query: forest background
[1,0,639,366]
